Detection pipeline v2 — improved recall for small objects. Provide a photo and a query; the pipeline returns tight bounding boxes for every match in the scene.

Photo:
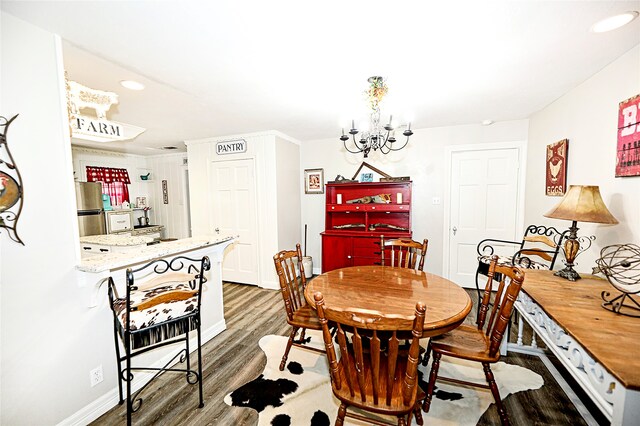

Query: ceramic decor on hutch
[321,181,412,272]
[340,76,413,158]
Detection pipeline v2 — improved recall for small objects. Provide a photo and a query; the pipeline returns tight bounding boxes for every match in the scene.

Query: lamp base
[554,267,581,281]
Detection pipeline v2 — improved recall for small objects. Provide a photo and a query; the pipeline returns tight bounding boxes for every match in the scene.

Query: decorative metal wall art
[0,115,25,245]
[545,139,568,196]
[595,244,640,317]
[616,94,640,177]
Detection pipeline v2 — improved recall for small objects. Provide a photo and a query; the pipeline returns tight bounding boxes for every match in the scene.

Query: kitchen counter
[77,234,236,273]
[79,234,153,246]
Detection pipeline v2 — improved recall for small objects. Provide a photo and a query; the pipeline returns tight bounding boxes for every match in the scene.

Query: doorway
[211,158,259,285]
[444,142,525,288]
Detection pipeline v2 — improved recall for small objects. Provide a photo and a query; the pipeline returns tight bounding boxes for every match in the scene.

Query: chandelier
[340,76,413,158]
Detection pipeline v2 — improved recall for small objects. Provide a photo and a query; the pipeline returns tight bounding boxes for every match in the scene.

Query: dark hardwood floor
[93,283,601,425]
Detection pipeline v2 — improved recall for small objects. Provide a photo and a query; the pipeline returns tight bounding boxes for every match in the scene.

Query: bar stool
[107,255,210,425]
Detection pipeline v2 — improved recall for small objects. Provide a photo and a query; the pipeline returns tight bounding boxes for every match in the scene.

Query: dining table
[304,265,472,337]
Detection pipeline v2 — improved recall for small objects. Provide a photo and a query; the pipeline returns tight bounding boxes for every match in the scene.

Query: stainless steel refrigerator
[75,182,106,236]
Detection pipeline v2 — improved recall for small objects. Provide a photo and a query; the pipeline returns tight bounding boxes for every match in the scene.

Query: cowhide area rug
[224,331,543,426]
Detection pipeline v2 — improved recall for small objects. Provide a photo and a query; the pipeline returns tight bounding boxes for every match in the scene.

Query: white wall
[275,137,301,252]
[0,13,104,425]
[300,119,529,275]
[525,44,640,273]
[147,152,190,239]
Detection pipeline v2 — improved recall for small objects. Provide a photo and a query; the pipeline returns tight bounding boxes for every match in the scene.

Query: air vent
[162,146,178,150]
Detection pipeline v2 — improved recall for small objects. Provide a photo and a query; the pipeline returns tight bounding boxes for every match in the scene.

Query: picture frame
[135,196,147,208]
[304,168,324,194]
[360,172,373,182]
[545,139,568,196]
[162,180,169,204]
[616,94,640,177]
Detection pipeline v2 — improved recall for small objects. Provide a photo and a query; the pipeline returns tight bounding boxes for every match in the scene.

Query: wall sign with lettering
[545,139,568,196]
[617,94,640,177]
[216,139,247,155]
[162,180,169,204]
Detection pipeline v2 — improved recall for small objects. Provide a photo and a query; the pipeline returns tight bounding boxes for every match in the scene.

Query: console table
[511,269,640,425]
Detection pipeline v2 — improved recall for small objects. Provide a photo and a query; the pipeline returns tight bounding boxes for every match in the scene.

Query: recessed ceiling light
[590,11,639,33]
[481,120,494,126]
[120,80,145,90]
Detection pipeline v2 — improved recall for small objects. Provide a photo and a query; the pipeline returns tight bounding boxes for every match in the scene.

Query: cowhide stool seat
[108,255,210,426]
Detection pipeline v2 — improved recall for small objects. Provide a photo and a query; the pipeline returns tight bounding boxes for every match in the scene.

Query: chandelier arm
[386,135,411,152]
[343,134,365,154]
[378,131,392,154]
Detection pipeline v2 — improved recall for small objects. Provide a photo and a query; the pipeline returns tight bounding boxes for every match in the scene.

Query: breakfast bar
[76,233,237,341]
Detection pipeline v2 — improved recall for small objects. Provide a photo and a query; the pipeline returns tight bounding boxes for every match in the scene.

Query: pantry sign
[216,139,247,155]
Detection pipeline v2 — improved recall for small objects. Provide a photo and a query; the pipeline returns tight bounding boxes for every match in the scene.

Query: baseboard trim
[57,320,227,426]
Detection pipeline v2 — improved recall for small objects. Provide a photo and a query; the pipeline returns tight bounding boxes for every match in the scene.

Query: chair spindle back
[314,292,426,409]
[381,237,429,271]
[273,244,308,321]
[477,255,525,356]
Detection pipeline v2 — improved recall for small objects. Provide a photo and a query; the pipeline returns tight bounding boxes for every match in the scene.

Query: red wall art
[617,94,640,177]
[546,139,568,196]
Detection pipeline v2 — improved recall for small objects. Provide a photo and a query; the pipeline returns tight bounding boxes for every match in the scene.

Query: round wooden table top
[304,265,472,337]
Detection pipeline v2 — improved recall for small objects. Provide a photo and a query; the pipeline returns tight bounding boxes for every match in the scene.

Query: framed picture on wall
[545,139,568,196]
[616,94,640,177]
[304,168,324,194]
[135,196,147,208]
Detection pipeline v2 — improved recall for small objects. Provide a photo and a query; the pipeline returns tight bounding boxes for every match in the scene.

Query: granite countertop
[79,234,153,246]
[77,234,236,273]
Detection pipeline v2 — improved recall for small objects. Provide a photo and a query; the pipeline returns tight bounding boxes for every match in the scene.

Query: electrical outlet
[90,365,103,387]
[432,197,441,205]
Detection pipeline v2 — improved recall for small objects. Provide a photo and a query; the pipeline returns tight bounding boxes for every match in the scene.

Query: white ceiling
[3,1,640,155]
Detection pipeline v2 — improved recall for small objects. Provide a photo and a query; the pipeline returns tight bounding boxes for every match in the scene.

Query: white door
[447,147,521,288]
[211,159,259,285]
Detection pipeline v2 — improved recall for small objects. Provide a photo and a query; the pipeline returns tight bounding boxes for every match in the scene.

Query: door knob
[215,227,220,234]
[452,226,457,236]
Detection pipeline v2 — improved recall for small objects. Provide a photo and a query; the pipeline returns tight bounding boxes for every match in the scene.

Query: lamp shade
[544,185,618,224]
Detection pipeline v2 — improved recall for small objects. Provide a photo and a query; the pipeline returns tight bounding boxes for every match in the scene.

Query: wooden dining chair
[381,237,429,271]
[272,244,325,371]
[422,255,525,426]
[314,291,426,426]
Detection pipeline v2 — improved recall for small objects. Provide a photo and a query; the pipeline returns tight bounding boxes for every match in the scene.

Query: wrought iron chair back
[474,224,566,306]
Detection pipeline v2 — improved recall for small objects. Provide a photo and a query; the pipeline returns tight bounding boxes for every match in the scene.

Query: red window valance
[86,166,131,184]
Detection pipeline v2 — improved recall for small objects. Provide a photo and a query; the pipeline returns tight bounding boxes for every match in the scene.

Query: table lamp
[544,185,618,281]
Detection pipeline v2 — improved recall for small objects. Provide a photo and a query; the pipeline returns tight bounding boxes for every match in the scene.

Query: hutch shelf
[321,181,412,272]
